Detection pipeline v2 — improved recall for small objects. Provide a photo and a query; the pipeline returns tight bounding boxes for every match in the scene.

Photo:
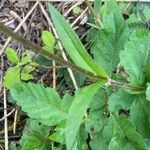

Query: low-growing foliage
[1,0,150,149]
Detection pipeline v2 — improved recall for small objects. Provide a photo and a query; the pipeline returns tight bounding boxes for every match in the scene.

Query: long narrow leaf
[48,4,108,78]
[66,81,106,150]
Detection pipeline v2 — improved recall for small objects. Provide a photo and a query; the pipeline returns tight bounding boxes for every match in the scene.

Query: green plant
[4,48,37,89]
[1,0,150,150]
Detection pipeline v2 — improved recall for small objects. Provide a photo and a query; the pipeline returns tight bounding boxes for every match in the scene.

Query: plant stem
[0,23,145,91]
[108,78,146,91]
[0,22,106,81]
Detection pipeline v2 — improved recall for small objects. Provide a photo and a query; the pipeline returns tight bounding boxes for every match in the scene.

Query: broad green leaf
[49,121,66,144]
[91,1,129,76]
[66,81,106,150]
[10,82,68,126]
[129,95,150,140]
[145,53,150,82]
[42,31,55,52]
[111,113,147,150]
[137,3,150,23]
[4,66,21,89]
[120,30,150,84]
[19,119,50,150]
[75,127,88,150]
[85,89,108,133]
[108,136,133,150]
[85,108,107,134]
[108,89,133,112]
[5,48,19,63]
[90,118,113,150]
[146,85,150,101]
[48,4,108,78]
[94,0,102,16]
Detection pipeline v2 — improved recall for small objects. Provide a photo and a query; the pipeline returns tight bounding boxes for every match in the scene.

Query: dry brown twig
[3,88,8,150]
[0,1,39,56]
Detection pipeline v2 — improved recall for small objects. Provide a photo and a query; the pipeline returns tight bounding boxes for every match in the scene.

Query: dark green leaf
[111,113,147,150]
[108,89,133,112]
[66,81,106,150]
[19,119,50,150]
[91,1,129,76]
[48,4,108,78]
[120,30,150,84]
[10,82,67,126]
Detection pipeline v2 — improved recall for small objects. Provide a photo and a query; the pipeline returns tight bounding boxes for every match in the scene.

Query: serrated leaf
[4,66,21,89]
[129,95,150,140]
[66,81,106,150]
[111,113,147,150]
[42,31,55,52]
[120,30,150,84]
[108,89,133,112]
[10,82,67,126]
[91,2,129,76]
[48,4,108,78]
[5,48,19,63]
[19,119,50,150]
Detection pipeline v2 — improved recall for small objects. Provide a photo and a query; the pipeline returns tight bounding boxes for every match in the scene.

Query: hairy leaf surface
[19,119,50,150]
[120,30,150,84]
[90,1,129,76]
[111,113,147,150]
[10,82,69,126]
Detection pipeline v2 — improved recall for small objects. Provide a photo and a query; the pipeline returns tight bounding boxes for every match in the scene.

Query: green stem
[0,23,145,91]
[0,22,106,81]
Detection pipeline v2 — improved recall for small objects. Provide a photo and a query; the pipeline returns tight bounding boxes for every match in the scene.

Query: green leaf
[129,95,150,140]
[19,119,50,150]
[42,31,55,52]
[5,48,19,63]
[20,52,32,65]
[145,53,150,82]
[4,66,21,89]
[85,108,107,134]
[137,3,150,23]
[108,89,133,112]
[94,0,102,16]
[49,121,66,144]
[20,65,35,81]
[91,2,129,76]
[120,30,150,84]
[146,85,150,101]
[10,82,67,126]
[66,81,106,150]
[48,4,108,78]
[90,118,113,150]
[111,113,147,150]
